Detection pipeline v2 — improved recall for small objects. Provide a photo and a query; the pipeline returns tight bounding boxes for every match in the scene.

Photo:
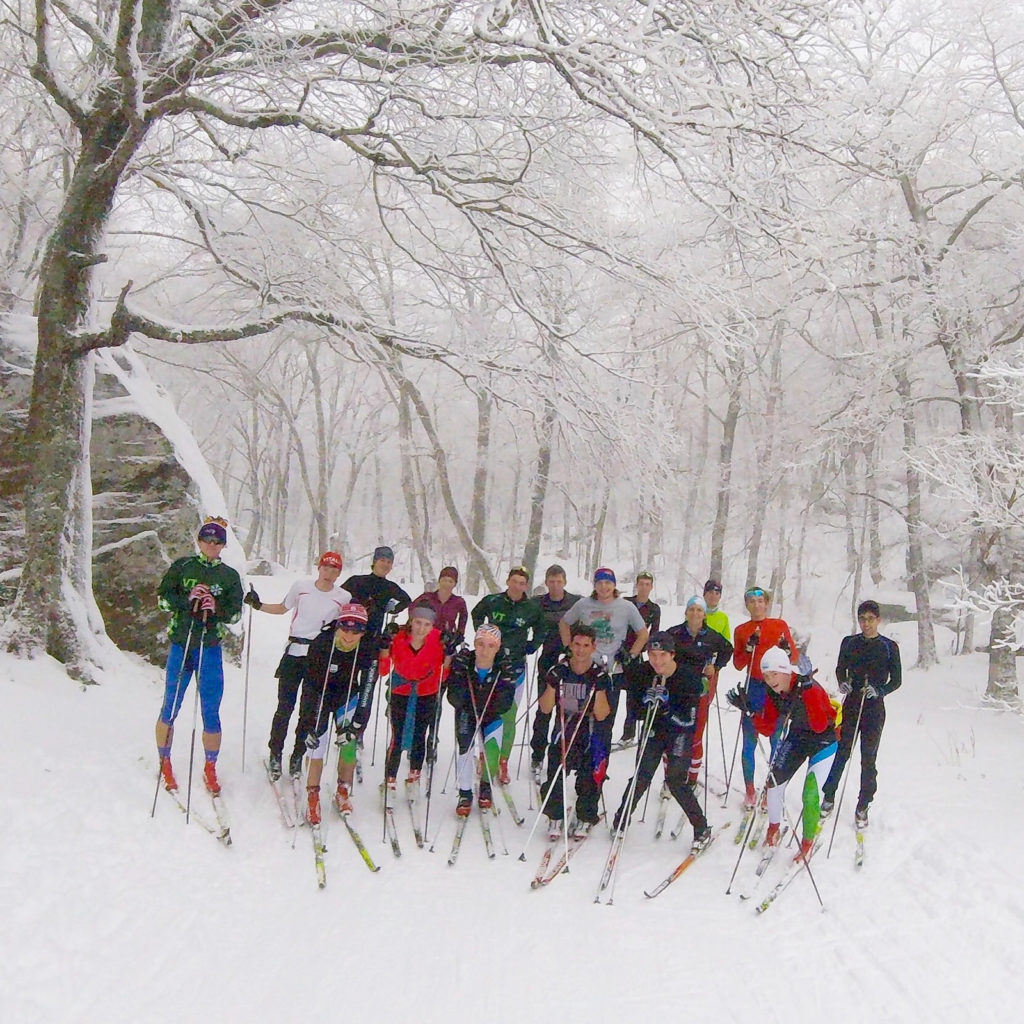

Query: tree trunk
[466,386,492,593]
[710,363,742,582]
[985,604,1019,701]
[895,366,938,668]
[6,96,149,674]
[522,396,556,584]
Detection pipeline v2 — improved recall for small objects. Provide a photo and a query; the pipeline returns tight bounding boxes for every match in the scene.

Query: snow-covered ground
[3,576,1023,1024]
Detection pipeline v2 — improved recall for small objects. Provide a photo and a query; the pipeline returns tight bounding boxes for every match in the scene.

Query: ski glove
[838,680,852,696]
[385,598,400,614]
[642,684,669,707]
[188,584,210,601]
[726,687,750,714]
[777,637,791,653]
[864,684,880,699]
[337,720,364,744]
[243,586,261,610]
[441,630,461,656]
[745,630,760,653]
[620,650,639,669]
[382,622,400,643]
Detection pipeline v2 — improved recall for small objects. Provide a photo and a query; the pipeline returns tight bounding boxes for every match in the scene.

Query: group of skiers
[153,519,902,870]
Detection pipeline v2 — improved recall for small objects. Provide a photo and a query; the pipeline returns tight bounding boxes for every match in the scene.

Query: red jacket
[733,618,797,678]
[753,681,835,737]
[389,629,446,697]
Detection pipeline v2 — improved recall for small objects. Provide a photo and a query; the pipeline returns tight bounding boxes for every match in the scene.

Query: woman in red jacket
[751,645,837,861]
[382,604,448,793]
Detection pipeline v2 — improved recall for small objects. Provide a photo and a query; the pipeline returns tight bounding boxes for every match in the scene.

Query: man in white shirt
[244,551,352,779]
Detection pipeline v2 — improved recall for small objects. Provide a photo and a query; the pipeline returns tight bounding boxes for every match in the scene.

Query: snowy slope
[2,578,1022,1024]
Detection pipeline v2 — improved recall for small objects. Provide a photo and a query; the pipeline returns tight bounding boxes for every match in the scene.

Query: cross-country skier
[380,604,448,800]
[534,624,612,838]
[300,603,369,821]
[471,566,545,784]
[340,545,411,750]
[732,586,798,808]
[411,565,468,640]
[666,595,733,786]
[530,564,583,783]
[155,517,243,796]
[618,570,661,745]
[702,578,731,644]
[244,551,351,780]
[613,632,713,852]
[820,600,902,827]
[559,568,648,749]
[734,645,837,860]
[445,624,518,814]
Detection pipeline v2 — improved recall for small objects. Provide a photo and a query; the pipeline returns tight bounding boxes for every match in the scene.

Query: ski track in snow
[3,581,1024,1023]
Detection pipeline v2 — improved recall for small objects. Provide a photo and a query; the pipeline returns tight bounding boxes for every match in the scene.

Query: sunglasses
[198,534,226,545]
[744,588,767,599]
[337,621,367,633]
[705,585,722,593]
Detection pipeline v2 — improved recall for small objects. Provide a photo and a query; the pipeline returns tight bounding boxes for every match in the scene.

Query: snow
[2,576,1023,1024]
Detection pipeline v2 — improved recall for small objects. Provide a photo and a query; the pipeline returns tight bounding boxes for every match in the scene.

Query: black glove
[441,630,461,656]
[777,636,791,653]
[382,622,400,643]
[621,650,639,669]
[304,730,321,751]
[243,585,262,610]
[337,720,364,744]
[795,673,814,690]
[726,687,749,713]
[745,630,760,653]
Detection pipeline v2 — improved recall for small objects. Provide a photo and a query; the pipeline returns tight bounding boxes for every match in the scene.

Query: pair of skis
[529,815,601,889]
[447,803,496,865]
[164,782,232,846]
[643,823,729,898]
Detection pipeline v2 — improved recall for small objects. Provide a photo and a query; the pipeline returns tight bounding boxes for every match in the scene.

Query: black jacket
[446,649,517,724]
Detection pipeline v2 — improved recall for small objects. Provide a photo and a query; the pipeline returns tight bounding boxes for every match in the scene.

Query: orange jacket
[732,618,797,679]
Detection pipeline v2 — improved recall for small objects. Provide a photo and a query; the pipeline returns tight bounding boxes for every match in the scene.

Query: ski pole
[514,655,539,778]
[422,661,447,842]
[241,601,252,773]
[184,611,209,824]
[724,705,794,894]
[722,660,753,806]
[826,684,867,859]
[151,616,196,818]
[517,688,597,859]
[601,700,658,904]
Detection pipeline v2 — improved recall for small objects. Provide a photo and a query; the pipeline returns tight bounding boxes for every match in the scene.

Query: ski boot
[203,760,221,795]
[456,789,473,817]
[159,756,177,792]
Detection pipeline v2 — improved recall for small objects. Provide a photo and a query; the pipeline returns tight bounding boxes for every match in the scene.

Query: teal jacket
[158,554,243,647]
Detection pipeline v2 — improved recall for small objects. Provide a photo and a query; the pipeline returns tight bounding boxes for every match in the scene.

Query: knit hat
[760,646,794,676]
[197,517,227,545]
[593,567,616,584]
[409,604,437,624]
[439,566,459,582]
[337,603,369,631]
[318,551,343,570]
[475,623,502,643]
[545,564,567,579]
[685,596,708,613]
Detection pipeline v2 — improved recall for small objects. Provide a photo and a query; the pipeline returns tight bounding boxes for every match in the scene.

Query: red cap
[319,551,343,570]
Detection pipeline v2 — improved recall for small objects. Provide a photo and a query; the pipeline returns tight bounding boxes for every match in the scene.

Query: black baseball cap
[647,631,676,654]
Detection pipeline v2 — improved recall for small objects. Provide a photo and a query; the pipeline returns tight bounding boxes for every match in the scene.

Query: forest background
[1,0,1023,699]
